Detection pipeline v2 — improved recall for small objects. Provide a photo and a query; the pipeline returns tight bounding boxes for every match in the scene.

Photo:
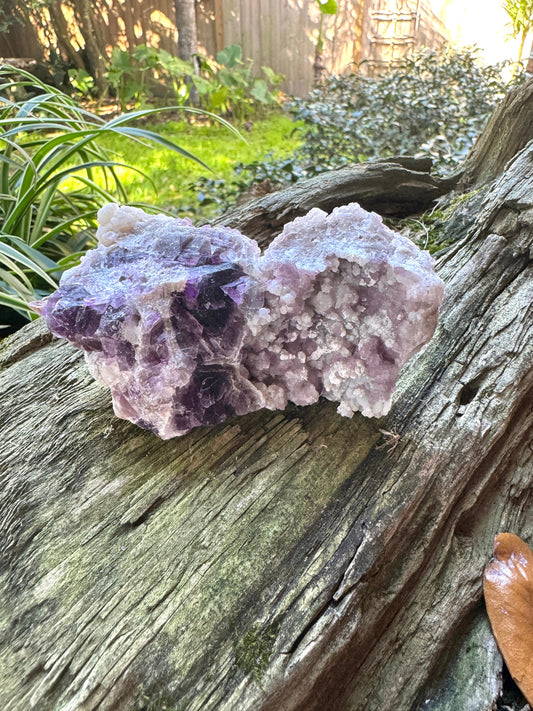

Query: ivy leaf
[484,532,533,705]
[317,0,338,14]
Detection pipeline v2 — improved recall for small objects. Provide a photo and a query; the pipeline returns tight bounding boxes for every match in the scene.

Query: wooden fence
[197,0,364,97]
[0,0,447,96]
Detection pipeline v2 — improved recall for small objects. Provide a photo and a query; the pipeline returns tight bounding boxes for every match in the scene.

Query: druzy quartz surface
[33,203,444,439]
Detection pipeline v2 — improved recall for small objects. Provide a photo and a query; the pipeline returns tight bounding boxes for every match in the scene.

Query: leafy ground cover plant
[0,65,237,326]
[193,46,522,212]
[287,46,522,175]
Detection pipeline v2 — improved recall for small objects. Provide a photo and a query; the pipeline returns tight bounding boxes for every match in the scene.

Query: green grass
[98,112,302,216]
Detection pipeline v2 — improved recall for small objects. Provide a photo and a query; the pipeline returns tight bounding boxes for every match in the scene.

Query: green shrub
[0,65,236,325]
[68,68,97,99]
[107,44,168,110]
[197,45,284,120]
[105,43,284,119]
[287,46,522,175]
[190,151,307,217]
[192,45,522,213]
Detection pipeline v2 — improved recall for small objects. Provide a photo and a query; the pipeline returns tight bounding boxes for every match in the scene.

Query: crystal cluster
[33,203,444,439]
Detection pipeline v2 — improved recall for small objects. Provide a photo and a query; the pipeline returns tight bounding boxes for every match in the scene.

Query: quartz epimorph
[33,203,444,439]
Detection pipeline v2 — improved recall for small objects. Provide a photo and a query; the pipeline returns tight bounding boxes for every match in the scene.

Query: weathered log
[0,140,532,711]
[215,158,457,246]
[459,76,533,190]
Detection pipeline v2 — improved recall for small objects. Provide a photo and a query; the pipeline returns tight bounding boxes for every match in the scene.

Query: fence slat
[0,0,448,97]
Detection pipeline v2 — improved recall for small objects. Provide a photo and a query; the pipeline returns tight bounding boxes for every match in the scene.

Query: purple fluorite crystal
[33,203,444,438]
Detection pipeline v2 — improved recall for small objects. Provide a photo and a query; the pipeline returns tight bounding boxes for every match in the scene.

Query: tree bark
[0,135,532,711]
[175,0,198,60]
[117,0,138,54]
[75,0,108,93]
[459,76,533,190]
[174,0,199,105]
[47,3,86,71]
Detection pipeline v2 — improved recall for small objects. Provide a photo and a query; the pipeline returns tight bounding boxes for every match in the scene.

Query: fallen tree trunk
[0,140,532,711]
[214,157,457,245]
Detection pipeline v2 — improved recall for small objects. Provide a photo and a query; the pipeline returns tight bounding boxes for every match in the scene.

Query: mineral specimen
[32,202,444,439]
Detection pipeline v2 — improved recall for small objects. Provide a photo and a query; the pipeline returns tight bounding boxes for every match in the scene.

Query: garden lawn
[99,112,301,217]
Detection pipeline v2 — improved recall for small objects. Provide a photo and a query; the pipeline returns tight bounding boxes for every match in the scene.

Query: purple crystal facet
[33,203,444,438]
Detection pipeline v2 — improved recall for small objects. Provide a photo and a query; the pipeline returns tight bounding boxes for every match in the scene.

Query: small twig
[376,428,400,454]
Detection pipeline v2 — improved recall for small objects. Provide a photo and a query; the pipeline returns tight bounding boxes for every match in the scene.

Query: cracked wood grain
[0,143,532,711]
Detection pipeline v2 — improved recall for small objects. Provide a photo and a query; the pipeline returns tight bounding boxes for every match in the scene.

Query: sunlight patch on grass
[99,113,302,214]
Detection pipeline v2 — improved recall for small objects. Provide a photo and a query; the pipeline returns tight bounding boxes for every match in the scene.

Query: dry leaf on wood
[484,532,533,704]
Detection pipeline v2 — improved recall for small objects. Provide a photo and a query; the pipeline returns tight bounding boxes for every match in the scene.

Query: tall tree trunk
[527,38,533,72]
[174,0,199,104]
[75,0,108,93]
[518,27,527,62]
[313,14,326,85]
[48,3,86,70]
[174,0,198,60]
[119,0,138,53]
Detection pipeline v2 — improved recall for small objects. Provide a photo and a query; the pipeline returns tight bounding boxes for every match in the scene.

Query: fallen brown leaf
[484,532,533,705]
